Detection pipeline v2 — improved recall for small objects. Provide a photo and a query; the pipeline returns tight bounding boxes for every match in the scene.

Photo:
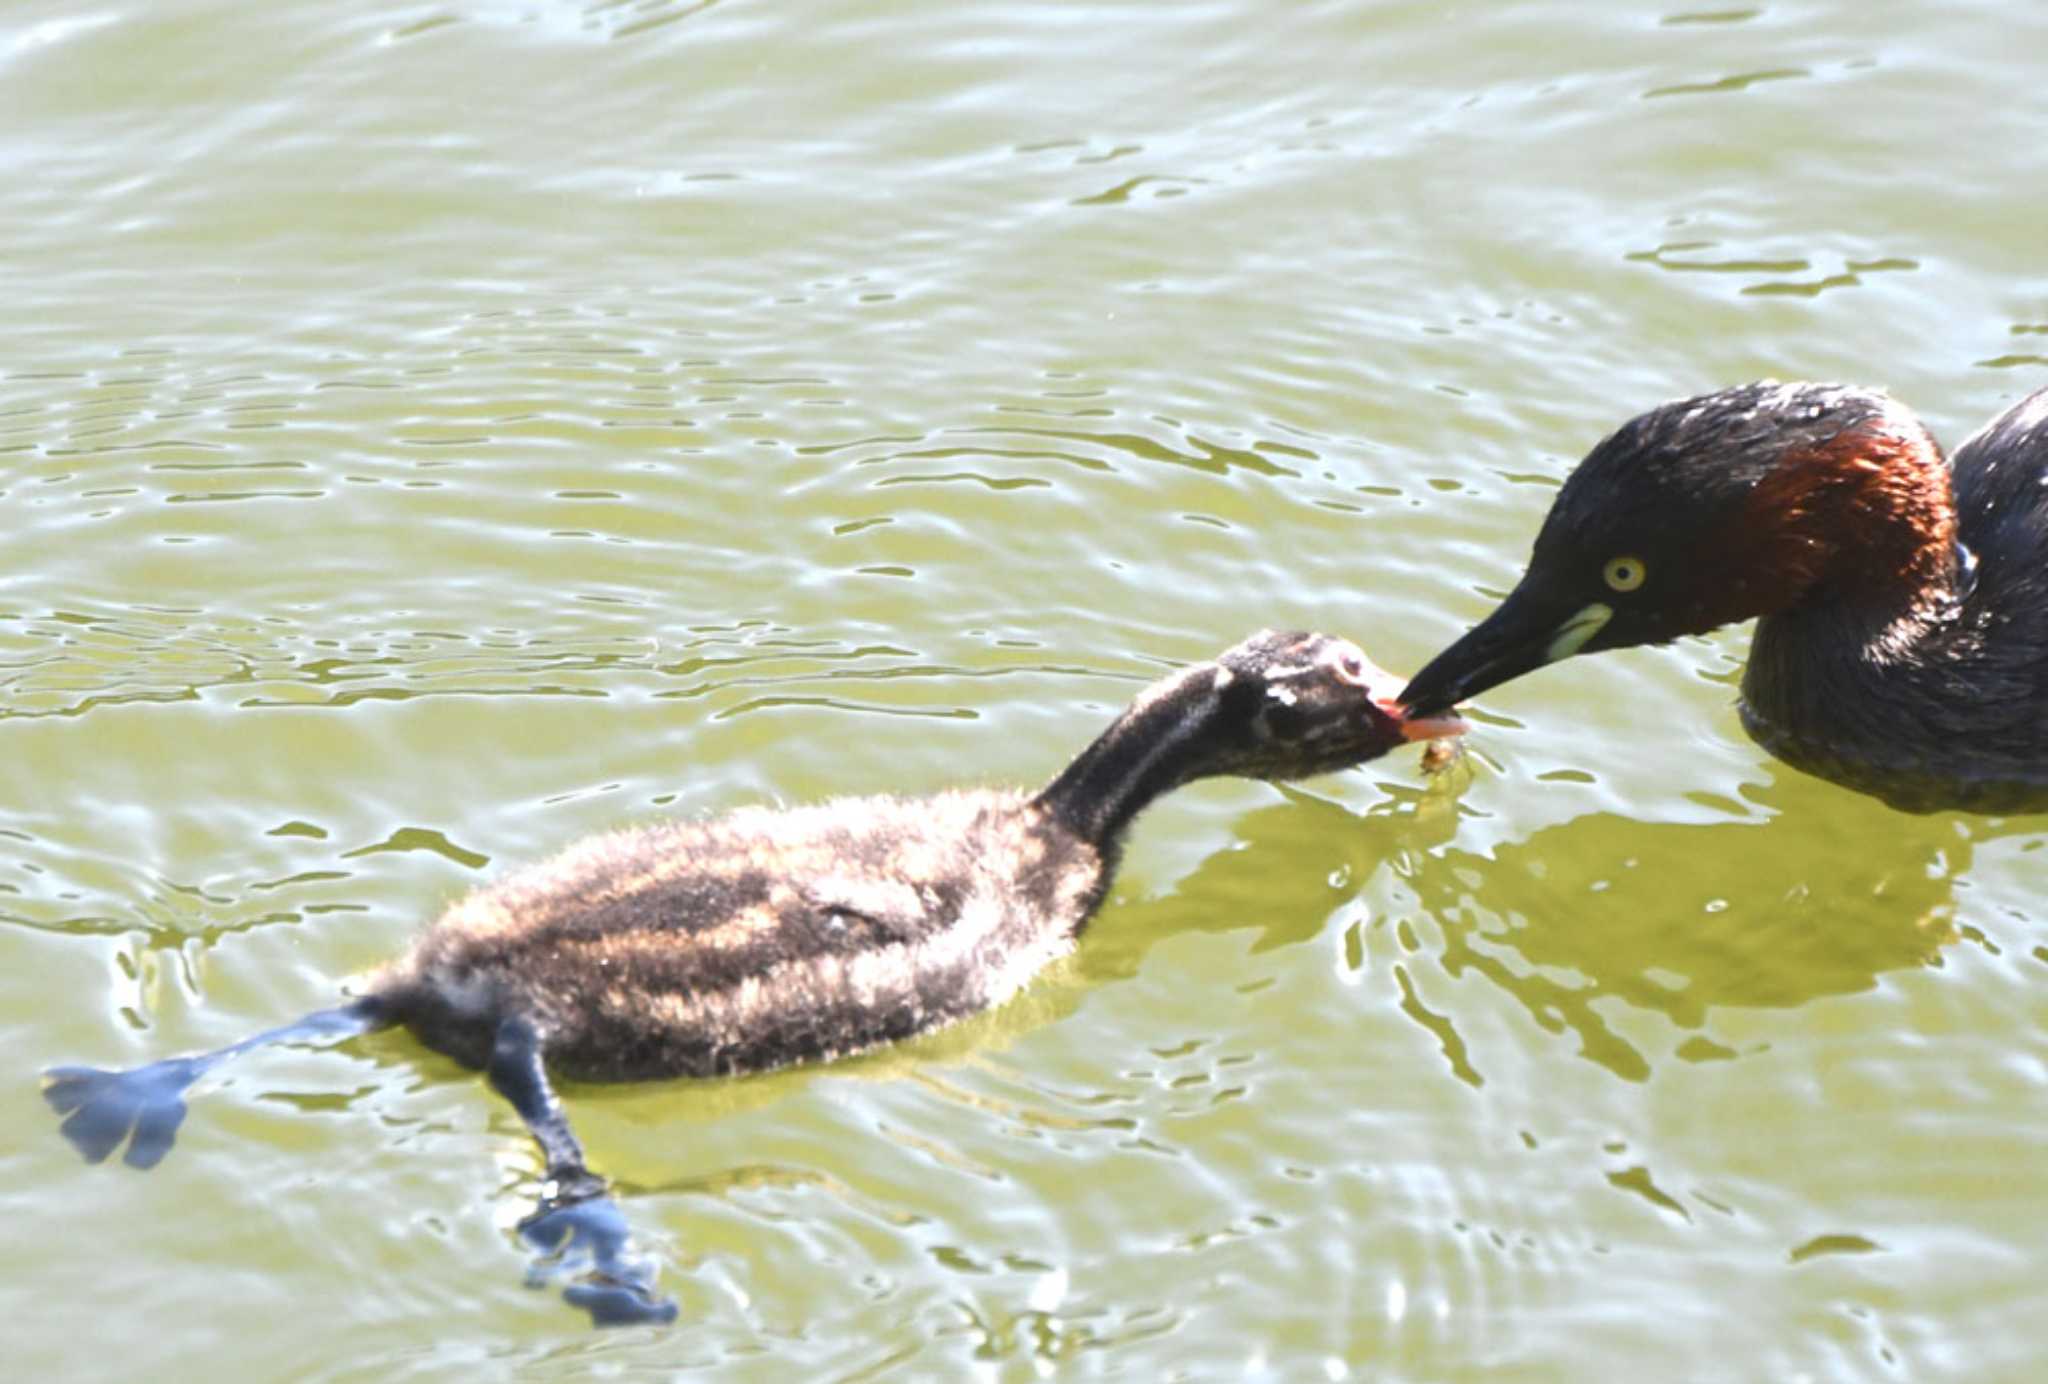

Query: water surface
[6,2,2048,1378]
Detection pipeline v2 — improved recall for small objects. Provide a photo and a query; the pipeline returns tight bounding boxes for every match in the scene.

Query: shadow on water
[1399,772,2015,1083]
[1073,773,1462,986]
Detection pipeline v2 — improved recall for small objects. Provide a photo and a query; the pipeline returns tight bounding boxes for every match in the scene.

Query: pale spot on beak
[1545,602,1613,662]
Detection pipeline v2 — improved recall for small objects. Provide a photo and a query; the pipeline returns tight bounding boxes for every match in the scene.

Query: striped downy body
[45,629,1459,1326]
[374,789,1100,1083]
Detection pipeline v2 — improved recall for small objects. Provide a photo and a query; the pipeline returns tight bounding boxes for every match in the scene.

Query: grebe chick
[46,630,1461,1326]
[1400,380,2048,812]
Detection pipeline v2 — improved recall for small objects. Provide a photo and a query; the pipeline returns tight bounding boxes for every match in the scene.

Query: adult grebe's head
[1401,381,1953,714]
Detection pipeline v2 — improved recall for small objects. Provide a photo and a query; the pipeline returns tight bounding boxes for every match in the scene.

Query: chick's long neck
[1032,665,1222,848]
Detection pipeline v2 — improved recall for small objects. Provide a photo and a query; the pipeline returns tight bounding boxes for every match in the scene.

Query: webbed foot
[519,1191,678,1327]
[42,1058,201,1169]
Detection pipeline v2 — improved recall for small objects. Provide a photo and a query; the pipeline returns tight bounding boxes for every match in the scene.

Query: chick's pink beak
[1345,647,1467,743]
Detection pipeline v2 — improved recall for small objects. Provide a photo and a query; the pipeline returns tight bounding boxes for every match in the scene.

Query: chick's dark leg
[43,998,392,1170]
[485,1015,678,1327]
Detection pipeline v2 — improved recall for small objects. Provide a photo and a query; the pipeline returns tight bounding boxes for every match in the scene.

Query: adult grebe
[46,630,1460,1326]
[1400,380,2048,812]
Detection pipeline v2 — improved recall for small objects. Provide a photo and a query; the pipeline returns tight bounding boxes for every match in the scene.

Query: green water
[7,1,2048,1378]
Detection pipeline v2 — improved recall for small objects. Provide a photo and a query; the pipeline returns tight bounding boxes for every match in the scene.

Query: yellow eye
[1602,555,1647,592]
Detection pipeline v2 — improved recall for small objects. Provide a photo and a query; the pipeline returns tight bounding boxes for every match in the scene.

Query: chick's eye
[1602,555,1647,593]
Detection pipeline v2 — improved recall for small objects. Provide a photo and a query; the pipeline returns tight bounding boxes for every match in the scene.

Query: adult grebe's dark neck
[1738,513,2035,810]
[1732,401,1989,806]
[1740,617,2048,810]
[1741,564,1967,793]
[1032,661,1229,847]
[1732,399,1958,620]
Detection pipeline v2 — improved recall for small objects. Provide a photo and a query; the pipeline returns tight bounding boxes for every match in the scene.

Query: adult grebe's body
[47,630,1460,1325]
[1401,381,2048,813]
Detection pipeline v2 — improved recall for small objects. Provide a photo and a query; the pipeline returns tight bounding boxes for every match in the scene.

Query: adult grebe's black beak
[1400,581,1616,716]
